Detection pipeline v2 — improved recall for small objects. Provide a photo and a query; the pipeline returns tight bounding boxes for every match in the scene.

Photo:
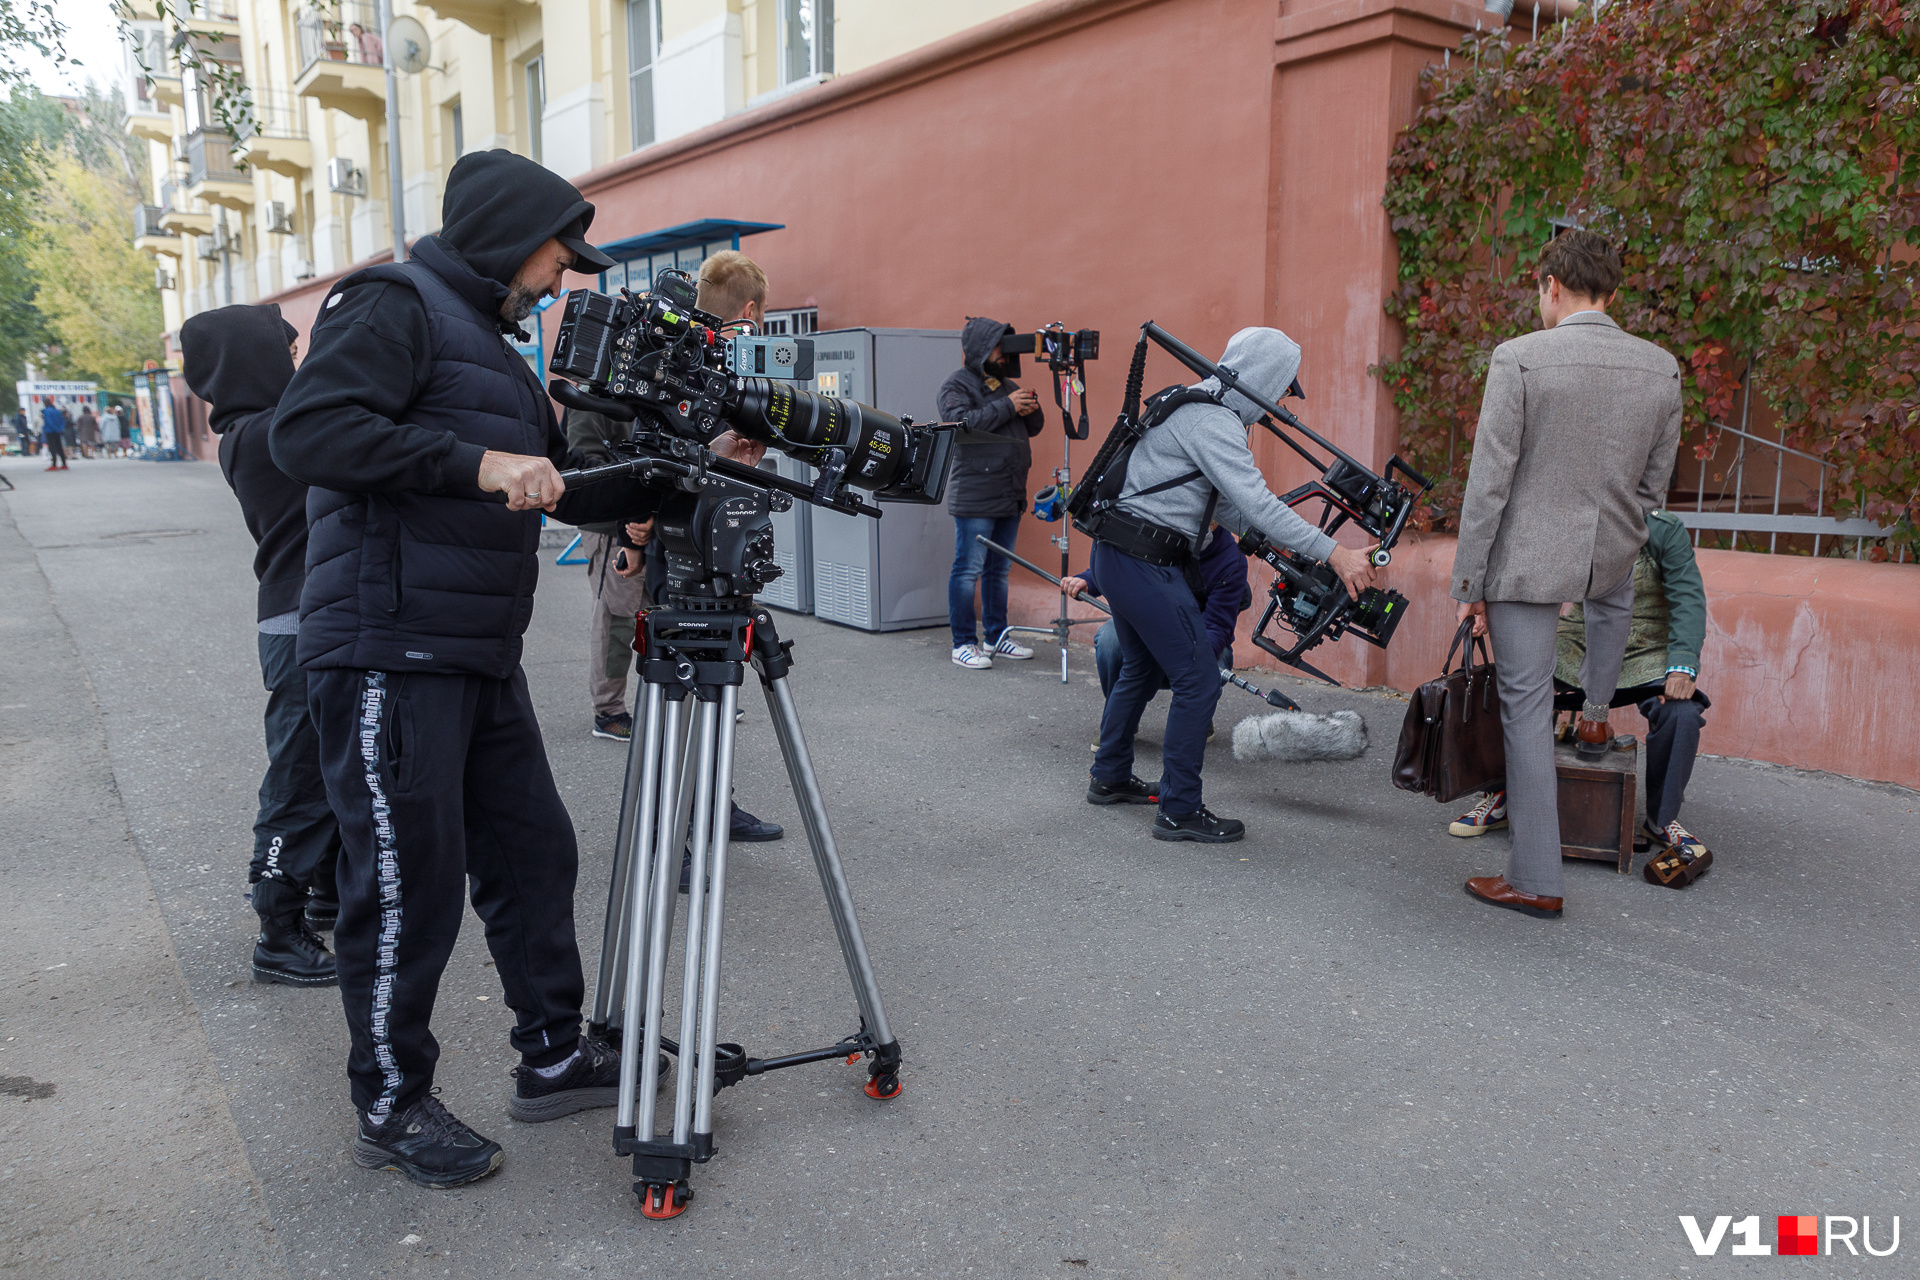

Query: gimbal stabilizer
[1134,322,1434,686]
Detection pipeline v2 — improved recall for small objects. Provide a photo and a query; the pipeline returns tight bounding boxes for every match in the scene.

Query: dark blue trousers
[1090,541,1221,815]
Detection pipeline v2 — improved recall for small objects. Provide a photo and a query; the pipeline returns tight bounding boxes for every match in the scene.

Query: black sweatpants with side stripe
[309,665,586,1124]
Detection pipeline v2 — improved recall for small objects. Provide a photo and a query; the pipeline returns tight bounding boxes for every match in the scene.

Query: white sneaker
[951,644,993,670]
[991,634,1035,660]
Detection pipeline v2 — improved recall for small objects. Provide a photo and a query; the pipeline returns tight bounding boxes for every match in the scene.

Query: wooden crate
[1556,738,1637,873]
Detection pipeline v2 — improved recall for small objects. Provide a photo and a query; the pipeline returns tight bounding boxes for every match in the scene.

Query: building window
[763,307,818,336]
[627,0,659,149]
[524,55,546,163]
[779,0,832,86]
[450,101,464,160]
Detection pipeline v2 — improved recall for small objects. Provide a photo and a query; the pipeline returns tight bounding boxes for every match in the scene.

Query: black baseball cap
[557,216,616,274]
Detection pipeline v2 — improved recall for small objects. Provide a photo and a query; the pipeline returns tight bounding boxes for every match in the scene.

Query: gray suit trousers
[1485,570,1634,899]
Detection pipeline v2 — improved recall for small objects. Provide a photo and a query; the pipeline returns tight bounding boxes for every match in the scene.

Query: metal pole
[379,0,406,263]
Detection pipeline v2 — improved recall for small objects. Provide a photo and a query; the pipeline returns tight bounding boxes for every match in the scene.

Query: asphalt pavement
[2,456,1915,1279]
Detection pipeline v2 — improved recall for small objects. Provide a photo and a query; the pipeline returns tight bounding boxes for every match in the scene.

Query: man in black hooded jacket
[938,317,1045,669]
[182,302,340,989]
[271,150,661,1190]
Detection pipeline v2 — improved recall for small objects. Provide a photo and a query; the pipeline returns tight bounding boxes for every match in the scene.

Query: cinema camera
[543,270,958,1221]
[548,269,962,599]
[1077,322,1433,687]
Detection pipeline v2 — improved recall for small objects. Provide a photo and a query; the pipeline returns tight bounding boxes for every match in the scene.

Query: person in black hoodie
[182,303,340,988]
[270,150,662,1190]
[938,317,1046,669]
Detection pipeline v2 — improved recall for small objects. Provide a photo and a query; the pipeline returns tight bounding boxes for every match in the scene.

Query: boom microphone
[1231,709,1368,763]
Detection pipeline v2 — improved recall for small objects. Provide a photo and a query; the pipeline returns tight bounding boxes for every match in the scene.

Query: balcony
[294,2,388,123]
[417,0,535,38]
[155,179,213,236]
[233,89,312,177]
[185,129,254,209]
[133,203,184,257]
[124,105,174,143]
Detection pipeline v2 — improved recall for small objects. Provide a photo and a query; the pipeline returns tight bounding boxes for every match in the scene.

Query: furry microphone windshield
[1231,709,1368,763]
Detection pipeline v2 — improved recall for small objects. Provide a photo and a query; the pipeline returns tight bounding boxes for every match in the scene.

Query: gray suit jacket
[1451,312,1682,604]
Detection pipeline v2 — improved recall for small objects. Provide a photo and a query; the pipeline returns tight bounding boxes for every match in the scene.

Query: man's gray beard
[502,285,538,325]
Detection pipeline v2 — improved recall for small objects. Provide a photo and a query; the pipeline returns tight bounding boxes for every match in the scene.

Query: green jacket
[1554,510,1705,692]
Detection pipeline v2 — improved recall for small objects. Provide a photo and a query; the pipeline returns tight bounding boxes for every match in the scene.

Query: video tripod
[557,434,902,1222]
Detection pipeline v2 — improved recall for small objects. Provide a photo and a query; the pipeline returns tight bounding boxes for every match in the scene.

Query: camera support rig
[549,380,903,1222]
[997,323,1102,682]
[1135,322,1433,687]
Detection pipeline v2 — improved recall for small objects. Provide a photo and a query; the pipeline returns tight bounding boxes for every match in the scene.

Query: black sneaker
[593,711,634,741]
[1152,806,1246,843]
[509,1036,620,1122]
[1087,775,1159,806]
[729,802,783,842]
[354,1091,503,1188]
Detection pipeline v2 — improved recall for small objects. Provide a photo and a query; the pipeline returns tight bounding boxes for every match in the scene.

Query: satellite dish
[388,16,432,75]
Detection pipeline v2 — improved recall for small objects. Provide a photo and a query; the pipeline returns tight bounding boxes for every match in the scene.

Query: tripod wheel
[864,1072,902,1100]
[638,1180,691,1219]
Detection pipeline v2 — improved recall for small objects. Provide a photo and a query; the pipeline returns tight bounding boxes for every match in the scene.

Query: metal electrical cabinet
[755,453,815,614]
[803,328,961,632]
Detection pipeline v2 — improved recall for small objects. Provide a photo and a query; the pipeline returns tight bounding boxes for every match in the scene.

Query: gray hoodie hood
[960,316,1016,378]
[1197,326,1302,425]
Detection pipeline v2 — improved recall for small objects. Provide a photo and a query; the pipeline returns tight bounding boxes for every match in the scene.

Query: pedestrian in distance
[40,400,68,470]
[182,303,341,987]
[1084,327,1379,842]
[271,150,664,1190]
[1452,229,1683,919]
[939,317,1046,669]
[76,404,100,458]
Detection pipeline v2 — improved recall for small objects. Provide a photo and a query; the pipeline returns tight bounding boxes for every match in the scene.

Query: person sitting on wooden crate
[1448,508,1712,876]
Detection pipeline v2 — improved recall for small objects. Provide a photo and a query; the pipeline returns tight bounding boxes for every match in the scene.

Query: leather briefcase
[1393,618,1507,802]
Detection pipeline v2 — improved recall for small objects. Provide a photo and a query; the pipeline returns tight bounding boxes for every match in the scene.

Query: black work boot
[354,1090,504,1188]
[251,877,338,986]
[305,886,338,931]
[1151,806,1246,844]
[510,1036,622,1122]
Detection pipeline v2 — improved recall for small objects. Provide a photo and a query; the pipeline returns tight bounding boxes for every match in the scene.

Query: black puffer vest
[298,252,549,678]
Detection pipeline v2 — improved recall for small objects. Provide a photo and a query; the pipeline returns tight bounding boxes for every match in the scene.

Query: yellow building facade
[123,0,1032,337]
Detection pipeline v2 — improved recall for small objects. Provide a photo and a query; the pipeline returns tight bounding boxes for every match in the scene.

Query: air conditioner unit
[195,234,218,260]
[326,156,366,197]
[154,264,175,290]
[266,200,296,235]
[293,259,316,280]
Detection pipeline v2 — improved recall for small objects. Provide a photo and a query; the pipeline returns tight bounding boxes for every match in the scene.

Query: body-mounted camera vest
[1066,382,1225,566]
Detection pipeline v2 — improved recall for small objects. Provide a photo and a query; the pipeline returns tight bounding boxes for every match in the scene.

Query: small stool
[1555,736,1638,873]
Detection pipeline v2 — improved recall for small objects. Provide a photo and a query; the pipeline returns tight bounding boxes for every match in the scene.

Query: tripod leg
[760,674,901,1094]
[633,693,692,1142]
[591,692,653,1037]
[671,698,720,1146]
[691,684,738,1144]
[614,683,666,1129]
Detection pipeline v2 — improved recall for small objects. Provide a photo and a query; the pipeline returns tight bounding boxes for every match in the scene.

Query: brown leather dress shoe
[1465,875,1563,918]
[1574,713,1611,759]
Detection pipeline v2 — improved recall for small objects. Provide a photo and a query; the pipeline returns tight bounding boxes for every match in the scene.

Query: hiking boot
[593,711,634,741]
[951,644,993,670]
[251,877,337,986]
[1152,806,1246,844]
[1087,775,1159,806]
[1449,791,1509,837]
[509,1036,621,1122]
[991,632,1035,660]
[354,1090,504,1188]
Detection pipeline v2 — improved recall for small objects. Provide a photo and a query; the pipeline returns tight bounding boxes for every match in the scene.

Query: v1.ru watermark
[1679,1215,1900,1257]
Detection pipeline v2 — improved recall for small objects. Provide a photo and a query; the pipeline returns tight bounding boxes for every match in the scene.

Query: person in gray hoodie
[1086,327,1380,842]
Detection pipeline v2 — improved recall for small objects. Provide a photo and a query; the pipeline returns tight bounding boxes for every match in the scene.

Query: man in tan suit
[1451,230,1682,918]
